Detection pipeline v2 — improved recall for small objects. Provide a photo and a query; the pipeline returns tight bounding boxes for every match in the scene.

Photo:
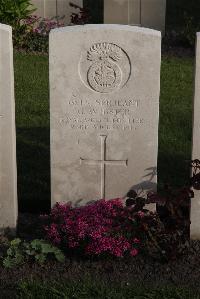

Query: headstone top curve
[50,24,161,37]
[0,23,12,32]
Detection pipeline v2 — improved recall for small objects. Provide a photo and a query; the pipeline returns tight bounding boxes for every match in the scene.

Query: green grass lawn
[159,57,194,187]
[14,52,194,212]
[14,52,50,212]
[18,280,200,299]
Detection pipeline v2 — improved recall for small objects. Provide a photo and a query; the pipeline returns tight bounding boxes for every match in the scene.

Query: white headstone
[104,0,166,34]
[50,24,161,206]
[0,24,17,231]
[31,0,83,25]
[191,32,200,239]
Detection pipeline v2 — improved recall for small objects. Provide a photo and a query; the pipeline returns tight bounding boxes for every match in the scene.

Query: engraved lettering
[58,95,148,131]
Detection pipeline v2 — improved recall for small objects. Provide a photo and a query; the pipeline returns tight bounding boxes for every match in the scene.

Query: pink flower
[44,198,152,258]
[45,223,61,245]
[133,238,140,244]
[130,248,138,256]
[137,211,145,218]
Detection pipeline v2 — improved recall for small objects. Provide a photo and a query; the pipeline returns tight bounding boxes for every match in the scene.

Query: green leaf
[30,239,42,250]
[10,238,21,247]
[40,242,55,254]
[35,254,46,264]
[54,250,65,263]
[3,257,15,268]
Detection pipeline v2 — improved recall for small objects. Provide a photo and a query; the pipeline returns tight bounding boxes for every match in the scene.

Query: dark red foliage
[190,159,200,190]
[69,2,91,25]
[124,159,200,260]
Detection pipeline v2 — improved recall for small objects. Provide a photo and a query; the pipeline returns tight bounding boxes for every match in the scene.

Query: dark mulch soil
[162,45,195,58]
[0,213,200,298]
[162,31,195,58]
[1,240,200,298]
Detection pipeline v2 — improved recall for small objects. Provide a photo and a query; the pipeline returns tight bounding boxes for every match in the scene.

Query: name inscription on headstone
[59,97,145,131]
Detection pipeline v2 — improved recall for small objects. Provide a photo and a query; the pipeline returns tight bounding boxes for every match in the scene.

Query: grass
[14,52,50,212]
[18,280,200,299]
[158,57,194,187]
[14,52,194,212]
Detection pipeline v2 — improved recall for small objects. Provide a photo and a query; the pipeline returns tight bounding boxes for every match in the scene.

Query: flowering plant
[23,15,65,36]
[44,160,200,261]
[44,198,151,258]
[15,15,65,52]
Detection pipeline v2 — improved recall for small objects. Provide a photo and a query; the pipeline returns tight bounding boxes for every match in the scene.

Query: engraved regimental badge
[79,42,131,94]
[87,43,122,93]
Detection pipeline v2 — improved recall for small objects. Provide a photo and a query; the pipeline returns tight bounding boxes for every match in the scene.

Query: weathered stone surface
[50,24,161,206]
[31,0,83,24]
[104,0,130,25]
[0,24,17,230]
[141,0,166,33]
[191,33,200,239]
[104,0,166,33]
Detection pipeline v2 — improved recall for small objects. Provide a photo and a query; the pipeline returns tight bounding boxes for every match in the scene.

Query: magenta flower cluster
[23,15,65,36]
[45,199,142,258]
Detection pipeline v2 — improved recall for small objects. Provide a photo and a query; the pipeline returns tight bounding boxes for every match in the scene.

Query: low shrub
[3,238,65,268]
[45,160,200,261]
[0,0,36,47]
[0,1,91,52]
[18,15,65,52]
[44,195,186,261]
[44,199,142,258]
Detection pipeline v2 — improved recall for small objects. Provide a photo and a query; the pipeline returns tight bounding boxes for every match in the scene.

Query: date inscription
[58,97,146,131]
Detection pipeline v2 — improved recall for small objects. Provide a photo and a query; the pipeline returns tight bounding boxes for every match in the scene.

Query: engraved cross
[80,135,128,198]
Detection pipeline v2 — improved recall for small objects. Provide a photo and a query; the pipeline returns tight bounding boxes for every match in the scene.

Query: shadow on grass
[158,150,190,189]
[16,126,190,214]
[16,127,50,213]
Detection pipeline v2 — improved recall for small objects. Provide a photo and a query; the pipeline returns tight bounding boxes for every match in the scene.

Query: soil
[0,213,200,298]
[162,45,195,58]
